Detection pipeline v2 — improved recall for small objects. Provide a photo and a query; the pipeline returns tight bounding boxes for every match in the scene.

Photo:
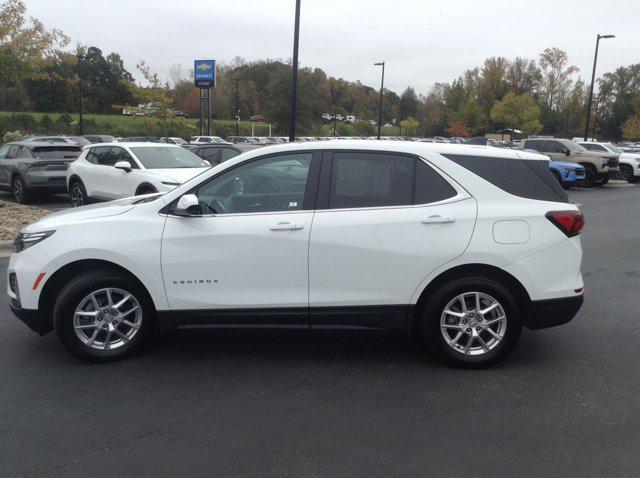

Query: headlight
[12,230,55,253]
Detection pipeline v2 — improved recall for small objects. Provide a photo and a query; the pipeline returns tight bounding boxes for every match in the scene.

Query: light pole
[374,61,385,139]
[289,0,301,142]
[76,53,84,135]
[331,87,340,137]
[584,34,614,141]
[234,78,244,136]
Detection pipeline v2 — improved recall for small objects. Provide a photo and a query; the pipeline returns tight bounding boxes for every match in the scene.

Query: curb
[0,240,12,252]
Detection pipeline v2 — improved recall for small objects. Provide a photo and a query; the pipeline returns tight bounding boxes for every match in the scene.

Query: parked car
[225,136,264,145]
[160,137,187,145]
[173,110,189,118]
[249,114,264,122]
[521,138,618,187]
[10,141,584,365]
[189,136,229,145]
[577,141,640,184]
[22,136,90,147]
[549,160,586,188]
[83,135,116,144]
[66,143,209,207]
[120,136,163,143]
[187,144,242,165]
[0,142,81,203]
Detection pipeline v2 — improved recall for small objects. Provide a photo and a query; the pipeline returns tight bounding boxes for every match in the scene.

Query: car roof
[87,142,182,148]
[224,139,548,161]
[5,141,81,148]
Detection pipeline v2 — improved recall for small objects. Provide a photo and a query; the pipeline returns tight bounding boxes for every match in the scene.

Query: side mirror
[174,194,200,216]
[564,149,571,156]
[114,160,132,172]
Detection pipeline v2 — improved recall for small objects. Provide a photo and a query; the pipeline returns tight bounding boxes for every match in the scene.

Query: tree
[538,47,579,110]
[353,120,375,136]
[490,93,542,136]
[506,57,541,96]
[621,115,640,140]
[399,86,418,120]
[444,121,470,137]
[400,117,419,136]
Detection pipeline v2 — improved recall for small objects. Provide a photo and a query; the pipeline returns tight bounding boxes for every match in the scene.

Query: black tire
[620,164,639,183]
[581,164,598,187]
[53,270,155,362]
[420,276,523,367]
[12,175,31,204]
[69,179,88,207]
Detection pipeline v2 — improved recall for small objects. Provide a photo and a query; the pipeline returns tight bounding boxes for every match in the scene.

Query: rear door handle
[269,222,304,231]
[421,215,455,224]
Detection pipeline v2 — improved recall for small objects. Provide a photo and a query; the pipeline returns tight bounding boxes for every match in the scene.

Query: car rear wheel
[69,180,88,207]
[13,176,30,204]
[620,164,639,183]
[53,270,155,362]
[421,276,522,367]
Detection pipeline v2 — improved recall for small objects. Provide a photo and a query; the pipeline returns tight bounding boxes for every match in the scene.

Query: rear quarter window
[442,154,568,203]
[30,146,81,159]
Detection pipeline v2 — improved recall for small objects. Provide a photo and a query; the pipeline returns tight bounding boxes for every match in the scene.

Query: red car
[249,114,264,122]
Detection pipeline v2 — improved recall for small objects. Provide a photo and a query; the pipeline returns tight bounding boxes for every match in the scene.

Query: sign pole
[194,59,216,137]
[207,88,211,136]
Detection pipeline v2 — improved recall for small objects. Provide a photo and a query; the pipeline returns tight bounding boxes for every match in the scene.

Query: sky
[25,0,640,95]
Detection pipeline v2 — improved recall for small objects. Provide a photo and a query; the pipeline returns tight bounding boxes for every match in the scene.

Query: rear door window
[221,148,240,161]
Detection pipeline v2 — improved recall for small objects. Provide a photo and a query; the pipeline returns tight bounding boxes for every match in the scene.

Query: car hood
[21,195,156,233]
[143,167,209,184]
[620,152,640,160]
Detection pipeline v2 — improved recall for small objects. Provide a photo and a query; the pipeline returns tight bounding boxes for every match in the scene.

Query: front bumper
[9,301,51,335]
[525,295,584,330]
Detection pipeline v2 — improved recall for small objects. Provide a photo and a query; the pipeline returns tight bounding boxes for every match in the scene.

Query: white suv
[8,142,585,366]
[67,143,210,207]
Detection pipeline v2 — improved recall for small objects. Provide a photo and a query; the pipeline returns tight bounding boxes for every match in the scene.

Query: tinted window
[194,153,312,214]
[582,143,606,152]
[5,145,20,159]
[30,146,80,159]
[221,148,240,161]
[414,160,457,204]
[524,140,545,152]
[329,152,413,209]
[443,154,568,203]
[199,147,219,160]
[0,144,11,159]
[546,141,566,153]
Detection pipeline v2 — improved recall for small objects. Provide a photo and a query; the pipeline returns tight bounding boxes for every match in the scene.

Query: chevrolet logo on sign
[194,59,216,88]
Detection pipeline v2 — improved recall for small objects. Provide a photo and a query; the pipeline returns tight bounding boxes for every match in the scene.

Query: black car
[187,144,242,165]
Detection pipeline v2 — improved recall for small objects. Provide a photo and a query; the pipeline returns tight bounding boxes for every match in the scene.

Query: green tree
[490,93,542,136]
[399,86,418,120]
[353,120,375,136]
[400,117,420,136]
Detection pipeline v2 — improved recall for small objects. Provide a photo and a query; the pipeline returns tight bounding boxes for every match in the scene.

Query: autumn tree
[444,121,470,137]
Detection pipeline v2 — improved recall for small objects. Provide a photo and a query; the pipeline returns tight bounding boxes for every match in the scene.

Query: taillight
[546,210,584,237]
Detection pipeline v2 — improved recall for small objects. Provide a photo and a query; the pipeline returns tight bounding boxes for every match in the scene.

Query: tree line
[1,0,639,140]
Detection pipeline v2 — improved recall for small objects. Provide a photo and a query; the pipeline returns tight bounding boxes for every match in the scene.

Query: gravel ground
[0,200,52,240]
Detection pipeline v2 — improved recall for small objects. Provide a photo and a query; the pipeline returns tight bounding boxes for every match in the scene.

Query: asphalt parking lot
[1,183,639,477]
[0,191,70,211]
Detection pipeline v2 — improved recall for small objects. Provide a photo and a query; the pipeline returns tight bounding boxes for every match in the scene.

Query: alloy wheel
[73,288,143,351]
[70,184,84,207]
[440,292,507,356]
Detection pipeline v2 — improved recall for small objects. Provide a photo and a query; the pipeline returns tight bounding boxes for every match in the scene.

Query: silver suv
[0,142,82,203]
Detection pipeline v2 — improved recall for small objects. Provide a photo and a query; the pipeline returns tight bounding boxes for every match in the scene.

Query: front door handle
[421,215,455,224]
[269,222,304,231]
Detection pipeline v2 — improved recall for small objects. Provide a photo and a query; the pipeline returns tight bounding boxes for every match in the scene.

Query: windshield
[130,146,209,169]
[605,143,623,153]
[566,140,587,152]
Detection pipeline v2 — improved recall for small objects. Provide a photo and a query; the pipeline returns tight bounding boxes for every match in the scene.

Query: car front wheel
[69,180,87,207]
[421,276,522,367]
[53,270,155,362]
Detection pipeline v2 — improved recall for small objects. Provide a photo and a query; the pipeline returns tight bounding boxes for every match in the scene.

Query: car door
[308,151,476,328]
[161,151,321,316]
[108,146,142,197]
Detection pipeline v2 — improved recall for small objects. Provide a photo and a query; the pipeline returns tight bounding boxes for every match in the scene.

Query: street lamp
[76,53,84,135]
[331,87,341,137]
[289,0,302,142]
[374,61,385,139]
[584,34,615,141]
[234,78,244,136]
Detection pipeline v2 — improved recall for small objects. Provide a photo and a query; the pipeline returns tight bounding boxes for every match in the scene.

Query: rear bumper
[525,295,584,330]
[9,301,52,335]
